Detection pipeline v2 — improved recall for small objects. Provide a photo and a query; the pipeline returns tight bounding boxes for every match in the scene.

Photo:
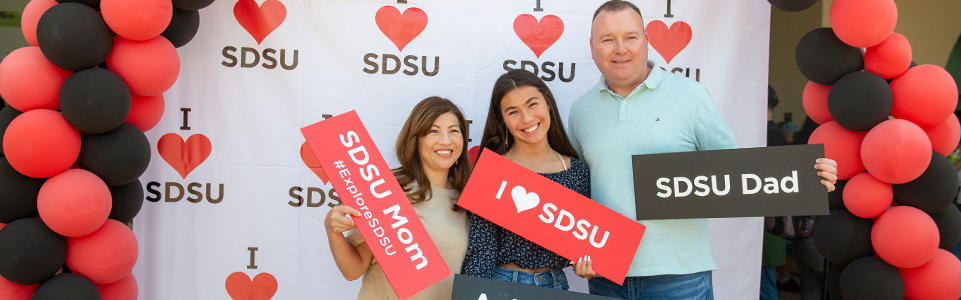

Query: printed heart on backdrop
[158,133,212,179]
[513,14,564,58]
[375,6,428,52]
[300,141,329,185]
[511,186,540,213]
[225,272,278,300]
[234,0,287,44]
[645,20,692,64]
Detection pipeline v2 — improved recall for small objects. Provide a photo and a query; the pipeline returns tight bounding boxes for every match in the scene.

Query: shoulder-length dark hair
[393,96,471,208]
[478,69,579,160]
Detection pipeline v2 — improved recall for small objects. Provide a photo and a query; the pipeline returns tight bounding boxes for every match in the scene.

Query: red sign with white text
[459,149,646,284]
[301,111,450,299]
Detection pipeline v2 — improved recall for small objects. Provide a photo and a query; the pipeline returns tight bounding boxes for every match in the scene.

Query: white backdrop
[132,0,769,299]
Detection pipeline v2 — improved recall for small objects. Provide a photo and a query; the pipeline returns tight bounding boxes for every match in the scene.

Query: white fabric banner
[133,0,769,299]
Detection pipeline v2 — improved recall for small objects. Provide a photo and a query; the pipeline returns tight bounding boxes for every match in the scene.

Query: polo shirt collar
[594,60,665,98]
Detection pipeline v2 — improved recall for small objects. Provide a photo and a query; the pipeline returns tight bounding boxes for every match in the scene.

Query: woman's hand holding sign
[816,158,839,192]
[572,255,598,279]
[325,205,361,234]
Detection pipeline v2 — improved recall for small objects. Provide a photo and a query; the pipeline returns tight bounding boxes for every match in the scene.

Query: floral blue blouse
[461,157,591,278]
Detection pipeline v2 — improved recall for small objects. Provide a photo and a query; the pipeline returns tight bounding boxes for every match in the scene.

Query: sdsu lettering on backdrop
[502,14,575,82]
[289,141,344,208]
[145,108,223,204]
[222,0,299,70]
[363,5,439,76]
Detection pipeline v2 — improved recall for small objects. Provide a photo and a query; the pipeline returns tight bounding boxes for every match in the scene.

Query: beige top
[346,184,468,300]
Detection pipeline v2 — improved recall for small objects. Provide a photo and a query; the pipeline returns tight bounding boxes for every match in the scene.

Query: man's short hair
[593,0,643,21]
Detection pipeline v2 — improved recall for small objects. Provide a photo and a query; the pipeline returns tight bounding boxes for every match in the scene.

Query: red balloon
[891,65,959,128]
[96,272,138,300]
[37,169,111,237]
[861,119,932,184]
[0,47,72,111]
[0,222,4,230]
[808,121,866,180]
[864,33,912,79]
[20,0,58,47]
[830,0,897,47]
[924,114,961,156]
[101,0,173,41]
[66,220,138,285]
[2,110,80,178]
[125,94,165,132]
[802,81,834,125]
[0,275,38,300]
[843,172,892,219]
[899,249,961,300]
[873,206,939,268]
[106,36,180,96]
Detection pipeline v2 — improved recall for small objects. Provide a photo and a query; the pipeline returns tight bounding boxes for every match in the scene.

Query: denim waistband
[491,266,569,290]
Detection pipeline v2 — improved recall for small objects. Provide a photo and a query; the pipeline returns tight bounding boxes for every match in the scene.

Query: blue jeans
[760,267,778,300]
[491,266,569,290]
[588,271,714,300]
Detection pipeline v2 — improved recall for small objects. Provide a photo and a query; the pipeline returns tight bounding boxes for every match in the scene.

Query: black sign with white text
[632,144,829,220]
[451,274,617,300]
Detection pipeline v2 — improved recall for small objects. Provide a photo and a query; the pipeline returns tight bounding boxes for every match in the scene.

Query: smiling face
[417,112,464,178]
[500,85,551,148]
[590,8,650,95]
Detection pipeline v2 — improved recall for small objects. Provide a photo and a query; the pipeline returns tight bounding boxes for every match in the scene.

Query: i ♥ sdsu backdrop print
[132,0,769,299]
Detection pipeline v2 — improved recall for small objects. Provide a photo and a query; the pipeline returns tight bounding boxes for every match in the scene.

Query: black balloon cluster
[774,0,961,299]
[0,0,215,299]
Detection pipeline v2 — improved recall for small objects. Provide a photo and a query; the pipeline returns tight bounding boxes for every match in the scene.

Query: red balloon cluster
[0,0,211,298]
[795,1,961,298]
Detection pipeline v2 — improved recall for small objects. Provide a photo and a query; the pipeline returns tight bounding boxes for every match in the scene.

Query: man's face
[590,9,649,93]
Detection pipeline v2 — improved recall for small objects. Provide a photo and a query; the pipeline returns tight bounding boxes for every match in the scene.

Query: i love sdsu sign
[132,0,772,299]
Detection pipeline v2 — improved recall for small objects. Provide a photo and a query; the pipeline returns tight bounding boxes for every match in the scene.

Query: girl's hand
[572,255,598,279]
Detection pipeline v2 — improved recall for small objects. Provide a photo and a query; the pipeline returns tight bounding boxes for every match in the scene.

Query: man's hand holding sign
[459,149,646,284]
[302,111,451,300]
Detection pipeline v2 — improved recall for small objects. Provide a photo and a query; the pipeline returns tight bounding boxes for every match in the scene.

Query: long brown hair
[478,69,579,160]
[393,96,471,209]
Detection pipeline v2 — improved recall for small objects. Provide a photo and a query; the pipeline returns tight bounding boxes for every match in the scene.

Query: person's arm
[325,205,374,281]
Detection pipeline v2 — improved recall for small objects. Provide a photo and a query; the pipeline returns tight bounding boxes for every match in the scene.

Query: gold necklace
[511,149,553,173]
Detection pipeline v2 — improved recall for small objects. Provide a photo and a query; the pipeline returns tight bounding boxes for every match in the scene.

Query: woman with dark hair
[324,96,472,300]
[461,69,596,290]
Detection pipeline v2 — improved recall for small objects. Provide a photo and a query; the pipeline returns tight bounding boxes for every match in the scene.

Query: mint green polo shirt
[567,61,739,277]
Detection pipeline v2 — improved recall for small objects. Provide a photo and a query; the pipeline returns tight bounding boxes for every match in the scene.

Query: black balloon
[893,152,958,214]
[796,28,864,85]
[0,218,66,285]
[162,7,201,48]
[172,0,215,10]
[109,179,145,223]
[839,257,904,300]
[828,72,893,131]
[768,0,818,12]
[59,68,131,134]
[0,105,23,157]
[36,3,114,71]
[813,209,875,265]
[0,158,46,224]
[930,204,961,250]
[55,0,100,11]
[78,123,150,186]
[32,273,101,300]
[828,179,847,210]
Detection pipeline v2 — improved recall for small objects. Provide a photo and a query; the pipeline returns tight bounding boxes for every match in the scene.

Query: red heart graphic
[645,20,692,64]
[157,133,212,179]
[300,142,329,185]
[234,0,287,44]
[375,6,428,52]
[513,14,564,58]
[225,272,278,300]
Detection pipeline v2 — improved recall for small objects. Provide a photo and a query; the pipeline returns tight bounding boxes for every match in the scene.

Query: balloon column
[773,0,961,299]
[0,0,213,299]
